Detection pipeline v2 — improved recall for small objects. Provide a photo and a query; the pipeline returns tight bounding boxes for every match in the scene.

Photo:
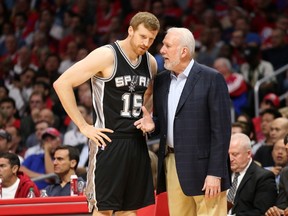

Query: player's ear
[128,26,134,36]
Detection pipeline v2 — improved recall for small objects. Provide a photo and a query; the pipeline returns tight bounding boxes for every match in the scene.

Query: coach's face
[160,32,182,73]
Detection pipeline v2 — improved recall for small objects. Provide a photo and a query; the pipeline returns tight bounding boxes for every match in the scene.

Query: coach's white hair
[167,27,195,57]
[230,133,252,150]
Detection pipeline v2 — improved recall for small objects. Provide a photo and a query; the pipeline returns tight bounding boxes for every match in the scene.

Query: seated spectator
[253,93,281,142]
[196,27,221,67]
[0,97,21,129]
[231,121,255,143]
[45,145,84,196]
[240,43,276,117]
[24,106,61,143]
[63,105,89,147]
[38,108,60,133]
[20,91,47,141]
[36,53,61,84]
[265,138,288,189]
[0,152,40,198]
[262,27,288,94]
[58,40,78,74]
[252,108,282,155]
[5,125,24,163]
[8,67,36,116]
[234,17,262,49]
[227,30,247,71]
[20,127,62,189]
[240,44,277,101]
[0,110,7,128]
[32,81,53,110]
[0,128,11,153]
[265,134,288,216]
[75,81,93,117]
[25,120,50,151]
[228,133,277,215]
[0,34,19,69]
[0,128,24,163]
[236,113,258,150]
[63,105,90,178]
[254,117,288,167]
[213,57,248,115]
[232,121,247,134]
[261,93,280,111]
[0,83,9,101]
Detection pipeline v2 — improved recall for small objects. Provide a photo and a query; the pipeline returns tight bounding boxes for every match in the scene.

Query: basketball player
[53,12,160,216]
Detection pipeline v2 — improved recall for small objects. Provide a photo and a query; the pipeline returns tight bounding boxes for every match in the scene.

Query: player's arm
[134,54,157,133]
[143,53,157,112]
[53,46,114,147]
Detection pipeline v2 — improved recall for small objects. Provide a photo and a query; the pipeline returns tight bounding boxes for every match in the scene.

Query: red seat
[137,192,169,216]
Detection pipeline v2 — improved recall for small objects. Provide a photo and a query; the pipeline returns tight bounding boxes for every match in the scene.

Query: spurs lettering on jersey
[115,75,150,91]
[115,75,150,118]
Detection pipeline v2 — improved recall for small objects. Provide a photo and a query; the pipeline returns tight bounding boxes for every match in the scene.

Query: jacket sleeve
[207,72,231,177]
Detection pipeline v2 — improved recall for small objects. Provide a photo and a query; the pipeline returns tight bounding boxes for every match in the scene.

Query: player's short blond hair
[130,11,160,32]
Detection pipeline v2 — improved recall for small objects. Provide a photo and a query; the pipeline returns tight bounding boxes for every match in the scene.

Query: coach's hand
[202,175,221,198]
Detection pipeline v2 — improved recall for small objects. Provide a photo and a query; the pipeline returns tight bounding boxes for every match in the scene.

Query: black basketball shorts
[88,134,155,211]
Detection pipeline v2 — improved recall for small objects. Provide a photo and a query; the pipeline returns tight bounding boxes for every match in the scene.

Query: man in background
[45,145,84,196]
[254,117,288,167]
[228,133,277,215]
[265,134,288,216]
[137,27,231,216]
[21,127,62,189]
[0,129,11,153]
[0,152,40,198]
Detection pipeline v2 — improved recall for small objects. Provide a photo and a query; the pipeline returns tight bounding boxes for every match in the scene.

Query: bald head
[270,117,288,144]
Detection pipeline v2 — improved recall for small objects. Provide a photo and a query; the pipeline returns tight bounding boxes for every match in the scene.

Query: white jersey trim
[115,41,142,69]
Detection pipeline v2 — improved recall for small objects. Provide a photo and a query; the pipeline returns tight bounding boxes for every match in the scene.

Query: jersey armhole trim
[93,44,117,82]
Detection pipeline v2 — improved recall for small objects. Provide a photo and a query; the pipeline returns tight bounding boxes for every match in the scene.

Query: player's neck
[117,40,138,63]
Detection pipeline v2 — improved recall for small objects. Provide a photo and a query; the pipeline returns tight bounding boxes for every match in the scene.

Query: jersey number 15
[120,93,142,118]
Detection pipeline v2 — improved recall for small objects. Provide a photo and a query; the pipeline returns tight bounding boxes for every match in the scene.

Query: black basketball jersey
[90,41,152,135]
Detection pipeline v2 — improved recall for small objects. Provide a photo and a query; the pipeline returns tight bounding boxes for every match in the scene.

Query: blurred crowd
[0,0,288,191]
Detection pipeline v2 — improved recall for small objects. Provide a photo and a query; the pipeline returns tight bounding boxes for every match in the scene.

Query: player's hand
[134,106,155,134]
[202,175,221,198]
[80,124,113,147]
